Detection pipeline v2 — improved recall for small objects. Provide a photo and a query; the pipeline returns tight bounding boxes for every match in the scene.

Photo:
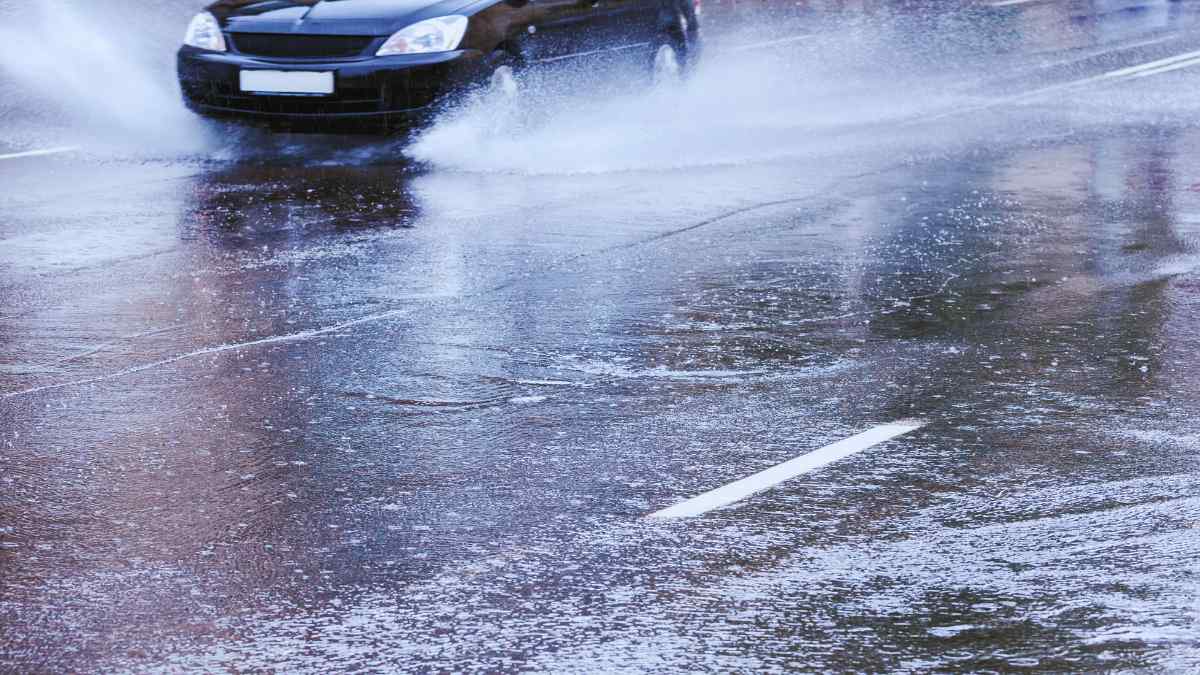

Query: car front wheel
[490,64,518,99]
[652,3,700,81]
[652,44,682,84]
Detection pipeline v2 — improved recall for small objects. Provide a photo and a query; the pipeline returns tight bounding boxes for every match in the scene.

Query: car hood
[207,0,485,36]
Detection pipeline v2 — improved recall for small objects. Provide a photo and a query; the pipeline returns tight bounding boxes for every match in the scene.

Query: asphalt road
[2,1,1200,672]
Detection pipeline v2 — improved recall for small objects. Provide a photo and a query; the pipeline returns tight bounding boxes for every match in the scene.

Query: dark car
[177,0,701,132]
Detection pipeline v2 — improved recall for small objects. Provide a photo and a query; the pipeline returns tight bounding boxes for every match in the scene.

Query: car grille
[187,82,387,115]
[229,33,376,59]
[181,79,443,116]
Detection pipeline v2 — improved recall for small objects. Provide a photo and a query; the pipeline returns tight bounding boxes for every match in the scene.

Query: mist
[406,18,977,174]
[2,1,1198,170]
[0,0,211,153]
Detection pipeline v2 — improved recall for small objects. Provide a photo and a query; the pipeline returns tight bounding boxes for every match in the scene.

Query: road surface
[2,0,1199,671]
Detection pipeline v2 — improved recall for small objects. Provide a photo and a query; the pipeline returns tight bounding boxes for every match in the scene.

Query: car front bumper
[177,46,486,130]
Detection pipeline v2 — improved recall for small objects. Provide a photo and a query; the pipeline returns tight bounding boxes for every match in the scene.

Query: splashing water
[405,18,976,175]
[0,0,209,152]
[4,2,1192,167]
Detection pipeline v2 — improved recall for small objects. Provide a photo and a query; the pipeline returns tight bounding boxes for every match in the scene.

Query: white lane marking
[1028,35,1176,72]
[646,421,926,520]
[0,146,80,162]
[1124,54,1200,79]
[923,48,1200,122]
[1006,48,1200,102]
[1087,48,1200,80]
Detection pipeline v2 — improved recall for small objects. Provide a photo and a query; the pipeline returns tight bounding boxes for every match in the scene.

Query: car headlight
[183,12,226,52]
[377,16,468,56]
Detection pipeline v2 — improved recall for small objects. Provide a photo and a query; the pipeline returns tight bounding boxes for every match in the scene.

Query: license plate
[239,70,334,95]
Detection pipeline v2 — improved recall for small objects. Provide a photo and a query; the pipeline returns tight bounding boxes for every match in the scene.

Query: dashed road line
[1064,48,1200,84]
[1122,52,1200,79]
[922,48,1200,123]
[1015,48,1200,98]
[1027,35,1177,72]
[0,146,80,162]
[646,421,926,519]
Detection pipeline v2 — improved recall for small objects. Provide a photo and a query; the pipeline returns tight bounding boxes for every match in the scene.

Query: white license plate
[239,70,334,95]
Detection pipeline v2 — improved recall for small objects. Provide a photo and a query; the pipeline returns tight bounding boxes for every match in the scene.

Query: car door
[524,0,608,62]
[593,0,661,51]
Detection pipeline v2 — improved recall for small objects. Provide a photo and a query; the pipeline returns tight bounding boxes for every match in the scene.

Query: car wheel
[481,48,521,101]
[652,4,699,82]
[490,64,519,100]
[652,43,682,85]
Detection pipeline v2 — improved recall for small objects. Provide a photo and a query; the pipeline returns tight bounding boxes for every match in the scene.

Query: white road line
[1124,54,1200,79]
[1028,35,1176,72]
[1012,49,1200,99]
[1093,48,1200,80]
[0,146,80,162]
[646,421,926,520]
[922,48,1200,123]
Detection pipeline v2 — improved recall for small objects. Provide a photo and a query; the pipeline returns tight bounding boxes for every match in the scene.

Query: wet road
[3,0,1200,672]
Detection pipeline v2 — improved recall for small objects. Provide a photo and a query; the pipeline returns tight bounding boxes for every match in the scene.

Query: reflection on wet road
[2,1,1200,672]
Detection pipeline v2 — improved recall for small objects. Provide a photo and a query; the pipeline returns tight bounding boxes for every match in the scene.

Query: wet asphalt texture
[2,0,1200,672]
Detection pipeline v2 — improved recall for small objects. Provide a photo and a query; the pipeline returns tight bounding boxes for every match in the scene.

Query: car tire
[652,2,700,81]
[490,64,519,99]
[483,49,521,100]
[652,44,682,85]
